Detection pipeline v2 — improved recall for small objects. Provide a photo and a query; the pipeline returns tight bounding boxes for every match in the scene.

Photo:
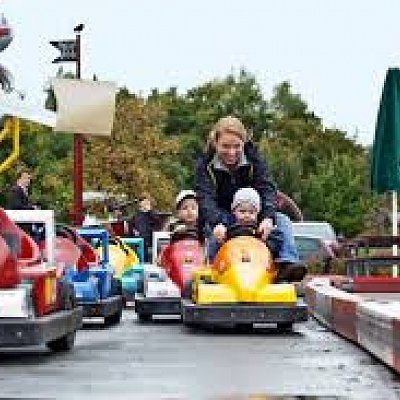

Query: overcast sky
[1,0,400,145]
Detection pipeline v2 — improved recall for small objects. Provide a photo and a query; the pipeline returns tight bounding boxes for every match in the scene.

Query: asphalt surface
[0,311,400,400]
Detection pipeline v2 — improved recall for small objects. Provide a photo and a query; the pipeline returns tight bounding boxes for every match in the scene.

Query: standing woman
[195,116,303,280]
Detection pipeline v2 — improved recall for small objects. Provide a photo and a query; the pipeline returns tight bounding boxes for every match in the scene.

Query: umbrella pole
[393,190,398,277]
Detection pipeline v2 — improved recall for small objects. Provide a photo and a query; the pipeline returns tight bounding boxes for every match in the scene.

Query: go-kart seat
[76,236,99,271]
[18,232,41,267]
[0,208,41,268]
[56,225,99,270]
[0,235,19,288]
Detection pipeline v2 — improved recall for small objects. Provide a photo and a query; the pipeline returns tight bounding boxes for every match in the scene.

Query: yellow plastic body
[96,241,139,278]
[194,236,297,304]
[0,117,20,173]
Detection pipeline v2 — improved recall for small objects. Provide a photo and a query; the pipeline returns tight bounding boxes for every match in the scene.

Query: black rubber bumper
[81,295,123,318]
[123,291,136,304]
[182,300,308,325]
[0,307,83,347]
[135,295,181,316]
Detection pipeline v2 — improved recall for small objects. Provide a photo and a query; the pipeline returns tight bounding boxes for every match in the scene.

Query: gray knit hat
[231,187,261,213]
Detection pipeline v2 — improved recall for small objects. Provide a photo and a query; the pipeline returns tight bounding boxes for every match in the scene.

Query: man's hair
[16,168,31,180]
[139,191,151,202]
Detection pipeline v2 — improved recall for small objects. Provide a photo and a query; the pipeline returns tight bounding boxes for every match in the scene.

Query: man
[7,170,39,242]
[7,170,36,210]
[129,192,161,263]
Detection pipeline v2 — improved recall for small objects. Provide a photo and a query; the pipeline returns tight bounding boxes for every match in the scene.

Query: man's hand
[213,223,227,242]
[258,217,274,241]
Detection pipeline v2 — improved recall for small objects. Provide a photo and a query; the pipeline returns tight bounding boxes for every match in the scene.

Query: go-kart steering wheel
[170,226,199,243]
[227,223,260,240]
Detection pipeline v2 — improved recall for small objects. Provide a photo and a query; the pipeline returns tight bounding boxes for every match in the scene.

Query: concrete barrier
[307,277,400,374]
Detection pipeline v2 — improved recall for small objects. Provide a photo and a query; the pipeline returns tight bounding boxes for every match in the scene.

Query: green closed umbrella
[371,67,400,276]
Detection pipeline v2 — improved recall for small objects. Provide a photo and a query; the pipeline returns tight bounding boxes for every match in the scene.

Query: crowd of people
[6,116,305,280]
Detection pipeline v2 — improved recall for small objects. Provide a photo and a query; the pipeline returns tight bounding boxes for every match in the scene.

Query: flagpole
[393,190,398,277]
[73,26,83,226]
[49,24,85,226]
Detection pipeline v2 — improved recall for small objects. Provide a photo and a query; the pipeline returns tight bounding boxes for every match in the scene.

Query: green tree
[301,153,377,237]
[0,119,73,221]
[148,69,272,188]
[84,91,179,211]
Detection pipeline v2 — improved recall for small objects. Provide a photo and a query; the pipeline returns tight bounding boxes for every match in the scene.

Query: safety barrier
[306,277,400,373]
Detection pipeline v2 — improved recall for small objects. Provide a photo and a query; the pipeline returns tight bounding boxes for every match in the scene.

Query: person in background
[157,190,201,265]
[6,169,40,242]
[7,170,36,210]
[164,190,199,234]
[129,192,160,262]
[110,206,124,222]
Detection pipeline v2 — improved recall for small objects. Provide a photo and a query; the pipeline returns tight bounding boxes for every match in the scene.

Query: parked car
[292,222,340,271]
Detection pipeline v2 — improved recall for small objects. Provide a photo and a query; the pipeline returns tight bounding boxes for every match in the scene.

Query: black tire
[277,322,293,332]
[47,331,76,352]
[182,280,193,300]
[47,280,78,351]
[111,277,123,296]
[105,309,122,326]
[184,322,199,332]
[136,279,144,295]
[184,323,199,333]
[59,280,76,310]
[137,313,152,323]
[236,323,253,332]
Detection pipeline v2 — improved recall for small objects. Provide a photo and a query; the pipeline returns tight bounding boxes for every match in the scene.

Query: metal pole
[73,31,83,226]
[393,191,398,277]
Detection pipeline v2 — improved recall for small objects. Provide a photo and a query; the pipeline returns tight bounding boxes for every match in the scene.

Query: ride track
[0,311,400,399]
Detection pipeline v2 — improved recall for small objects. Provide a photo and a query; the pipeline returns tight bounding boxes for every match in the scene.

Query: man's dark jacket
[7,185,34,210]
[129,210,160,248]
[195,141,277,230]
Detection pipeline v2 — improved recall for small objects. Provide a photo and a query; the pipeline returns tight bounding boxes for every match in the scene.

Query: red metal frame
[73,133,83,226]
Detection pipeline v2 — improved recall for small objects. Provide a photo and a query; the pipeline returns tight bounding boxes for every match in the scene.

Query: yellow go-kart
[182,224,308,331]
[95,236,139,279]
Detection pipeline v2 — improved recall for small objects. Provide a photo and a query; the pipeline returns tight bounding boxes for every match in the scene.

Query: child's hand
[213,224,227,242]
[258,218,274,241]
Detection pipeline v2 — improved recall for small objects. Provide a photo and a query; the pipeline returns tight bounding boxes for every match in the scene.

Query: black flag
[50,40,77,63]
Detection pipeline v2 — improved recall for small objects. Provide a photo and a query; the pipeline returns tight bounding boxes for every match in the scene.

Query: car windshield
[294,237,323,261]
[293,223,336,241]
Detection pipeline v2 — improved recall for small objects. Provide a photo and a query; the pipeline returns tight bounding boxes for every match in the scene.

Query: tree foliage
[0,70,379,236]
[84,93,179,211]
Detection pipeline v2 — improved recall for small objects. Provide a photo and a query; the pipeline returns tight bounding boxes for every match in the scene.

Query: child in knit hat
[162,190,200,235]
[157,190,201,265]
[231,187,261,227]
[175,190,198,230]
[207,187,283,261]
